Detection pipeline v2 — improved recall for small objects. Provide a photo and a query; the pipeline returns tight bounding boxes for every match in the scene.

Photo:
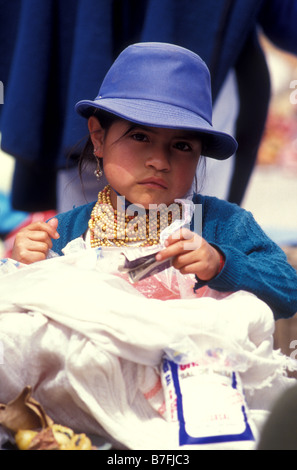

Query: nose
[144,146,171,172]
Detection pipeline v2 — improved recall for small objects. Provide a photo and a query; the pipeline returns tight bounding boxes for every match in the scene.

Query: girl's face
[89,117,202,208]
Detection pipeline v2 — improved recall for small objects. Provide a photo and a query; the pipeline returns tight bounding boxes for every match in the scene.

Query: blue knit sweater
[51,193,297,321]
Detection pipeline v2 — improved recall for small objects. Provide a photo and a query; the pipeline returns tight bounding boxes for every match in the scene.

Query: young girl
[11,42,297,320]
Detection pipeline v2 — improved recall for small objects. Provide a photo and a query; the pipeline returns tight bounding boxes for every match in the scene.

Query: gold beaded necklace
[88,185,182,248]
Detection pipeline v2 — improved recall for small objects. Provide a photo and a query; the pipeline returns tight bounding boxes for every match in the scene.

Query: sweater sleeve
[196,197,297,320]
[50,202,95,255]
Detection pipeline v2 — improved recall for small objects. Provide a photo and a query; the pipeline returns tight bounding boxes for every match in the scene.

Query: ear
[88,116,105,153]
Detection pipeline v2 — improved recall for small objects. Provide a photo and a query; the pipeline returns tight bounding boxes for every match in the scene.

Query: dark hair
[77,109,120,180]
[77,109,207,194]
[194,156,206,193]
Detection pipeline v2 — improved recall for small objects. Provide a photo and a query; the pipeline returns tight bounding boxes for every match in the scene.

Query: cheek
[174,157,199,184]
[102,149,139,183]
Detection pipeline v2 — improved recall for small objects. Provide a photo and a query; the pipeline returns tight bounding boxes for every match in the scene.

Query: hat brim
[75,98,238,160]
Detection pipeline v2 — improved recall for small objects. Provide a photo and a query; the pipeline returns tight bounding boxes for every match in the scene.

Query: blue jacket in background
[1,0,297,210]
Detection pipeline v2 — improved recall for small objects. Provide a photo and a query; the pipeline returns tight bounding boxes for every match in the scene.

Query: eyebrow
[124,124,201,141]
[173,131,201,141]
[123,124,158,135]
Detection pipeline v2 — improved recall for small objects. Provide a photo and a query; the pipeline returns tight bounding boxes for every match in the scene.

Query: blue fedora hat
[76,42,237,160]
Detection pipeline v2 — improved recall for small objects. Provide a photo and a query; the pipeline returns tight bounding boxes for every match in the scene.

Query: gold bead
[88,184,182,248]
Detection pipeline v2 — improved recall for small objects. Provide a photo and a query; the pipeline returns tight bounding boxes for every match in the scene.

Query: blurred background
[243,36,297,269]
[242,37,297,359]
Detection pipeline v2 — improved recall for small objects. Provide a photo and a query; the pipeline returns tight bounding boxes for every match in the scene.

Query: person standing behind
[1,0,297,212]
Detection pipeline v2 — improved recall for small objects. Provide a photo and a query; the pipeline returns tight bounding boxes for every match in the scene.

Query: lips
[139,177,168,189]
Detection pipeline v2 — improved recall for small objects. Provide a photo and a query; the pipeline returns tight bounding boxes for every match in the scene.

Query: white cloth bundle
[0,246,295,449]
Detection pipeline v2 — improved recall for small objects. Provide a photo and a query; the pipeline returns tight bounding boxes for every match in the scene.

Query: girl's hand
[11,218,60,264]
[156,228,222,281]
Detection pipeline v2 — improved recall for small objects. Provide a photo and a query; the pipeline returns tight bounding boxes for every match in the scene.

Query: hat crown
[75,42,238,160]
[97,43,213,125]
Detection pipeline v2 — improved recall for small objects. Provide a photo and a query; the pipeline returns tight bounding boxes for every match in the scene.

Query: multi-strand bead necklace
[88,185,182,248]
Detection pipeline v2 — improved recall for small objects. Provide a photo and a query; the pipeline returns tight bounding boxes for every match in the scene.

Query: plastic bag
[118,198,196,282]
[56,198,204,300]
[161,347,256,449]
[0,258,22,276]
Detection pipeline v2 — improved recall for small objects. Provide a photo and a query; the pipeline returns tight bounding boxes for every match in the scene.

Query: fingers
[156,228,202,261]
[47,217,59,236]
[156,228,221,281]
[30,219,60,239]
[11,219,60,264]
